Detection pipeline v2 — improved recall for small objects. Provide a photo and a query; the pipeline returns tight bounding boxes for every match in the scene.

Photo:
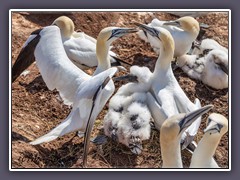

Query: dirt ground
[11,11,229,169]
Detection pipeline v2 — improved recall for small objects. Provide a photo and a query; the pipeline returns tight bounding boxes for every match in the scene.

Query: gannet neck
[94,39,111,75]
[191,134,220,165]
[160,137,183,168]
[153,38,174,75]
[53,16,75,39]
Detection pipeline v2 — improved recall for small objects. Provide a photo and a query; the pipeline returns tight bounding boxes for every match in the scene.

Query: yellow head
[204,113,228,137]
[52,16,75,38]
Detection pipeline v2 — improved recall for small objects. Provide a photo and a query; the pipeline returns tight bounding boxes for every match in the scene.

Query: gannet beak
[108,28,138,40]
[134,22,160,39]
[217,62,228,75]
[113,74,138,83]
[163,21,181,27]
[179,105,213,134]
[204,121,224,134]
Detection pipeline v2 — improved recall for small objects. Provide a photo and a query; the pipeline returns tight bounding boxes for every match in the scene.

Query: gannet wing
[33,26,90,105]
[63,36,99,68]
[146,91,168,130]
[30,67,117,145]
[12,29,42,82]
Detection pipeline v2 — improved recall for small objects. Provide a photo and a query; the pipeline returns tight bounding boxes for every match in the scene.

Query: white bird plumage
[52,16,123,70]
[190,113,228,168]
[104,90,152,154]
[13,24,137,167]
[191,38,228,56]
[137,16,200,57]
[176,49,228,89]
[160,105,213,168]
[135,23,204,150]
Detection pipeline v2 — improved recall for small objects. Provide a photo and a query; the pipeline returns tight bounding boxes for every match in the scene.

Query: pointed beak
[217,62,228,75]
[163,20,181,27]
[113,74,138,83]
[179,105,213,134]
[134,22,160,39]
[108,28,138,40]
[204,122,224,134]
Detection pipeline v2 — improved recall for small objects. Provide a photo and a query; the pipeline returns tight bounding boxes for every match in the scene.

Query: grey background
[1,0,239,179]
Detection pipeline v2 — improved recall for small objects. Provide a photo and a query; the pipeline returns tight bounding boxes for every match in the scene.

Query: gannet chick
[52,16,129,70]
[190,113,228,168]
[137,16,200,57]
[104,91,152,154]
[177,49,228,89]
[191,38,228,56]
[16,25,137,167]
[136,23,204,150]
[115,98,151,154]
[201,49,228,89]
[160,105,213,168]
[176,54,205,80]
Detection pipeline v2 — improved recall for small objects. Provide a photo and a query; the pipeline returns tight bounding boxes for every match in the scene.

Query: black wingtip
[110,55,132,67]
[12,28,42,83]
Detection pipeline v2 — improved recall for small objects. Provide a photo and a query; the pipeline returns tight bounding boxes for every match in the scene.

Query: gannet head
[52,16,75,38]
[204,113,228,137]
[164,16,200,35]
[135,23,175,58]
[161,105,213,141]
[97,27,138,46]
[207,49,228,75]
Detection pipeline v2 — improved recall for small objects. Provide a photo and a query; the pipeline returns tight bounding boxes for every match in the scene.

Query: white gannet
[176,49,228,89]
[136,23,204,150]
[103,65,153,154]
[191,38,228,56]
[137,16,200,57]
[11,16,129,83]
[190,113,228,168]
[104,91,152,154]
[13,25,137,167]
[52,16,130,70]
[176,54,205,80]
[160,105,213,168]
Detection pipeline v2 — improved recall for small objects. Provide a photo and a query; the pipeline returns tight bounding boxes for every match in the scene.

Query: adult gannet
[176,49,228,89]
[11,16,129,82]
[136,23,204,150]
[14,24,137,167]
[190,113,228,168]
[52,16,129,69]
[160,105,213,168]
[137,16,200,57]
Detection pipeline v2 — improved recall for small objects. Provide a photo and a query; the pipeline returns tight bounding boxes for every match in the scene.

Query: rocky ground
[11,11,229,169]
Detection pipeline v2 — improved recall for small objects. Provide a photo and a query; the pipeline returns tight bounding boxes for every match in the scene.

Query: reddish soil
[11,11,229,169]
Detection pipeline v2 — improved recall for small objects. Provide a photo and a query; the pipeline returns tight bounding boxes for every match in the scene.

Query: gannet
[104,91,152,154]
[191,38,228,56]
[190,113,228,168]
[160,105,213,168]
[11,16,129,83]
[137,16,200,57]
[136,23,204,149]
[176,49,228,89]
[52,16,129,69]
[14,25,137,167]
